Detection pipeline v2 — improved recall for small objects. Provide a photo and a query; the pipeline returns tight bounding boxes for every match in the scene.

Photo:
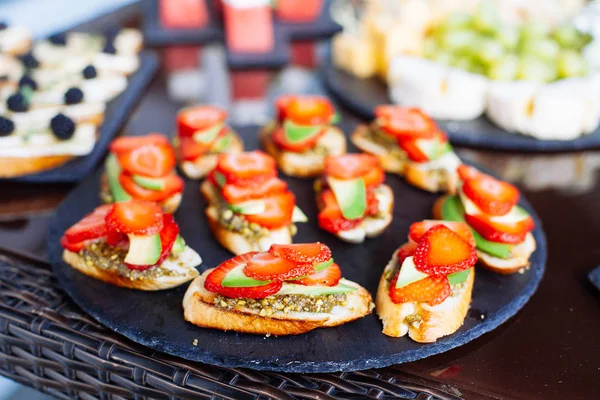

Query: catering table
[0,4,598,400]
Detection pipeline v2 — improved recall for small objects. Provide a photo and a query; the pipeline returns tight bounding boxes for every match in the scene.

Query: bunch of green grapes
[423,0,593,82]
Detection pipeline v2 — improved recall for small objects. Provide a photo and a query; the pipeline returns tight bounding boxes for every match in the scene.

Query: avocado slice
[415,137,453,160]
[292,205,308,223]
[124,234,162,266]
[395,256,429,289]
[448,269,470,286]
[277,280,357,295]
[221,264,273,287]
[283,119,323,143]
[193,123,224,143]
[213,171,226,187]
[212,133,232,152]
[105,154,132,202]
[441,195,512,259]
[330,112,341,124]
[228,200,266,215]
[132,175,166,191]
[328,177,366,220]
[314,258,333,271]
[171,235,186,254]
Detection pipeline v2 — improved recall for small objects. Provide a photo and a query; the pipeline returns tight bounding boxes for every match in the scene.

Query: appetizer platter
[47,97,547,372]
[0,26,159,182]
[325,0,600,151]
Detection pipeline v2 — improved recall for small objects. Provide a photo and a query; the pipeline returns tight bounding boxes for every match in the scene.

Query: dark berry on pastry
[18,75,38,90]
[49,32,67,45]
[50,113,75,140]
[82,65,97,79]
[7,93,28,112]
[0,22,7,30]
[19,52,40,69]
[64,88,84,105]
[102,40,116,54]
[0,117,15,136]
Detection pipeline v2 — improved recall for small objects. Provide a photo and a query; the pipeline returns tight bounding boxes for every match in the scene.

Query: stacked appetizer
[201,151,308,254]
[376,220,477,342]
[0,28,143,177]
[316,154,394,243]
[183,243,373,335]
[61,200,201,290]
[352,105,461,193]
[261,95,346,177]
[434,165,536,273]
[101,134,184,213]
[175,105,244,179]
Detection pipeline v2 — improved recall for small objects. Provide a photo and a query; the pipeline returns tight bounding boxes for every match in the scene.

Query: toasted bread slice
[62,247,200,291]
[433,196,536,274]
[404,162,459,194]
[350,124,407,174]
[260,123,347,177]
[100,174,182,214]
[376,249,474,342]
[317,184,394,243]
[179,133,244,179]
[183,269,373,335]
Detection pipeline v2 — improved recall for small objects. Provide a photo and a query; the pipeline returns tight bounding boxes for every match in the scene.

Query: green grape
[495,24,520,50]
[519,38,560,61]
[557,50,588,78]
[472,0,500,34]
[439,30,479,51]
[517,56,558,83]
[520,21,551,40]
[488,55,519,80]
[477,38,505,64]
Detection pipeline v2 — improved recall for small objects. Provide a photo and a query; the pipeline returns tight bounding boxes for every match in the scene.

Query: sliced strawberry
[244,251,314,281]
[204,252,283,299]
[126,214,180,270]
[118,143,176,178]
[245,192,296,229]
[64,204,112,243]
[362,167,385,188]
[457,164,482,182]
[465,213,533,244]
[275,95,294,122]
[389,274,451,305]
[375,105,437,140]
[318,190,362,233]
[413,225,477,276]
[106,229,128,247]
[110,134,171,154]
[398,139,429,162]
[462,174,519,216]
[268,243,332,264]
[325,154,380,180]
[179,136,211,161]
[216,151,276,186]
[272,125,324,152]
[295,263,341,286]
[278,95,335,125]
[61,235,87,252]
[105,200,164,235]
[119,173,184,202]
[409,220,476,248]
[221,177,287,203]
[177,105,227,138]
[365,188,380,216]
[397,241,418,264]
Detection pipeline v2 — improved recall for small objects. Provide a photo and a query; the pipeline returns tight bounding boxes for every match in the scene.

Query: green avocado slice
[124,234,162,266]
[395,256,429,289]
[276,280,357,296]
[447,269,470,286]
[441,195,512,259]
[211,133,232,152]
[171,235,186,254]
[415,137,453,160]
[328,177,366,220]
[228,200,266,215]
[292,205,308,223]
[221,264,273,287]
[283,119,323,143]
[105,154,132,202]
[132,175,166,191]
[193,123,224,143]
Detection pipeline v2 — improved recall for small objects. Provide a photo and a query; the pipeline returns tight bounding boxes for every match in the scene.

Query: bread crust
[0,155,75,178]
[351,124,407,175]
[260,124,347,178]
[375,249,474,342]
[62,249,199,291]
[179,133,244,179]
[100,174,182,213]
[183,268,373,335]
[433,195,536,274]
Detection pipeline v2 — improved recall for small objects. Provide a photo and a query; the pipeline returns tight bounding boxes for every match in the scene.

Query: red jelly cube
[160,0,209,29]
[275,0,323,22]
[223,2,274,53]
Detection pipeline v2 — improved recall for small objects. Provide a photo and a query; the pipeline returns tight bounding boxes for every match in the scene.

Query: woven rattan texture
[0,255,464,400]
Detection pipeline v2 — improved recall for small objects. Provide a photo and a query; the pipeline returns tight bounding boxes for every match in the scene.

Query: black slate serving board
[322,57,600,153]
[10,51,159,183]
[48,126,546,373]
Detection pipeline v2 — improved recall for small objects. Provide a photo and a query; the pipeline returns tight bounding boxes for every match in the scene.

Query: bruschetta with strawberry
[316,154,394,243]
[200,151,307,255]
[61,200,201,290]
[175,105,243,179]
[352,105,461,193]
[183,243,372,335]
[261,95,346,177]
[101,134,184,213]
[376,220,477,342]
[433,165,536,274]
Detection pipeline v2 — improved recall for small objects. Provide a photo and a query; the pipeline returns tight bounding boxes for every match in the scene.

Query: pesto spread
[214,293,347,315]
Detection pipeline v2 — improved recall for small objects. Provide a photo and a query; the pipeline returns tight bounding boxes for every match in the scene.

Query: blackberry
[19,52,40,69]
[18,75,38,90]
[102,40,116,54]
[82,65,97,79]
[64,87,84,105]
[50,113,76,140]
[49,32,67,45]
[7,93,28,112]
[0,22,7,30]
[0,116,15,136]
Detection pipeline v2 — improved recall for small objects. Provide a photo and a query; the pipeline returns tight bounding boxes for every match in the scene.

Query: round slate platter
[321,57,600,152]
[48,126,546,373]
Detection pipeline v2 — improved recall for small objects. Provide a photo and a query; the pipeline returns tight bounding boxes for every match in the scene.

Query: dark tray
[9,51,159,183]
[321,57,600,152]
[47,125,546,373]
